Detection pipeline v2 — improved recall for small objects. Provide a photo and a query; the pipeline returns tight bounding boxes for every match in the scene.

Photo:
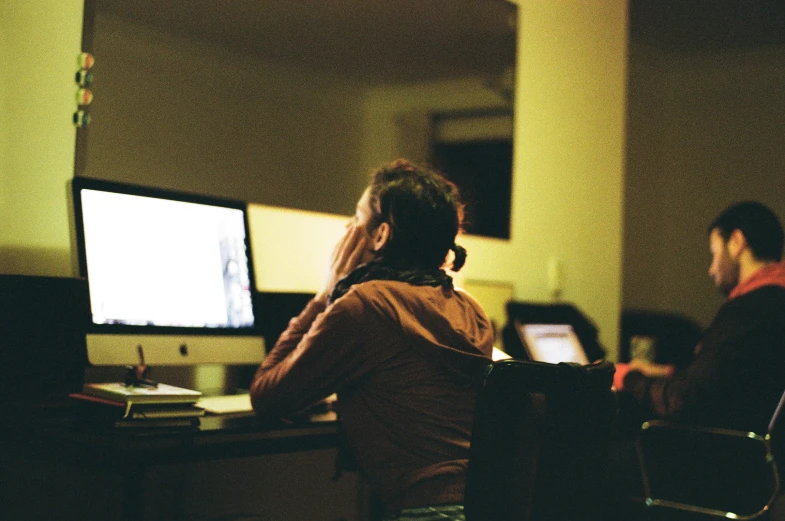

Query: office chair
[464,359,617,521]
[633,389,785,520]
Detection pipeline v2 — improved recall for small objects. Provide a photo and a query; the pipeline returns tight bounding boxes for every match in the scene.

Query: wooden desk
[2,409,357,521]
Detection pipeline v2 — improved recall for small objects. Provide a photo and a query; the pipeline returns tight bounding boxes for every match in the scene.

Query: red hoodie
[729,260,785,300]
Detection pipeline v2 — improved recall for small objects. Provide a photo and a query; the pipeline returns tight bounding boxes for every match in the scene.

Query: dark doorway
[432,139,513,239]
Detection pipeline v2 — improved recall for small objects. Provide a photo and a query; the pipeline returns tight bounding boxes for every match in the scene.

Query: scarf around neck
[329,259,453,304]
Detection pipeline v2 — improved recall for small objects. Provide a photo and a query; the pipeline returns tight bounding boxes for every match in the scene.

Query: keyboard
[196,393,253,415]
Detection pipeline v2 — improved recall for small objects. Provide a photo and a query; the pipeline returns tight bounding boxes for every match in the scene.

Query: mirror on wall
[76,0,517,236]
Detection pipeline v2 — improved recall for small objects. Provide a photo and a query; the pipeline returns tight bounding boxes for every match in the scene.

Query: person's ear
[371,222,391,252]
[728,229,747,258]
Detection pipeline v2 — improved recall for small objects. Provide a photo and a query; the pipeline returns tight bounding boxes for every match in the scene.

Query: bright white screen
[517,322,589,365]
[80,189,255,329]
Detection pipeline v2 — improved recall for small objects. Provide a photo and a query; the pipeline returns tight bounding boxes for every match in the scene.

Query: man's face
[351,188,379,266]
[708,228,740,296]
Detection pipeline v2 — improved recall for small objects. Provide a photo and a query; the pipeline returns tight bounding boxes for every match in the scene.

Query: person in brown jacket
[250,159,494,521]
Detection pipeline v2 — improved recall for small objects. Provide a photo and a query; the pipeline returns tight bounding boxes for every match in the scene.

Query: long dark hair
[366,159,467,271]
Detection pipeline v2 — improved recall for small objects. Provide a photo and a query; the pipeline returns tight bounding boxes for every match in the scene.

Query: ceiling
[90,0,518,86]
[88,0,785,86]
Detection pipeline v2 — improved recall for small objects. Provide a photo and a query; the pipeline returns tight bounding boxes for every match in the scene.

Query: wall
[508,0,627,357]
[84,12,365,217]
[0,0,84,276]
[249,204,349,292]
[360,76,511,170]
[0,6,7,200]
[247,1,629,358]
[83,13,516,225]
[1,0,628,359]
[624,41,785,328]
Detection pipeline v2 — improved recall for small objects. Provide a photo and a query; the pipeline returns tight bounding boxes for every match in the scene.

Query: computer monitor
[69,177,265,367]
[515,321,589,365]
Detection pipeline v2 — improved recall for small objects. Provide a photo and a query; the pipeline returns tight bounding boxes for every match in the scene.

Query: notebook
[514,321,589,365]
[196,393,253,415]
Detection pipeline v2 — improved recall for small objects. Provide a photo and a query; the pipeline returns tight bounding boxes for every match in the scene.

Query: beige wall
[507,0,627,357]
[84,12,366,217]
[1,0,628,359]
[249,204,349,292]
[0,0,83,276]
[360,76,511,169]
[247,1,629,358]
[624,41,785,328]
[0,7,7,198]
[83,12,514,218]
[84,12,513,219]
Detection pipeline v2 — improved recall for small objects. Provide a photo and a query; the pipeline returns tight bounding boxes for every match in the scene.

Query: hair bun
[450,244,467,272]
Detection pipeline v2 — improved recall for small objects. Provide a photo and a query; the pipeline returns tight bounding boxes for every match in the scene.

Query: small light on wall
[73,110,91,128]
[76,88,93,106]
[75,70,93,87]
[75,53,95,126]
[77,52,95,70]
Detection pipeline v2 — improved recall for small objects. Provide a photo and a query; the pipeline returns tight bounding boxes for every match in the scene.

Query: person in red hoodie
[621,201,785,433]
[250,159,494,521]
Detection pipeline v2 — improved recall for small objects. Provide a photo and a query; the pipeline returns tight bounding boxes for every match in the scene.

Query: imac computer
[69,177,265,368]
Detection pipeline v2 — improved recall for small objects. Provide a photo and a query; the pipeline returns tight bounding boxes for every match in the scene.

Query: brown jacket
[250,280,494,509]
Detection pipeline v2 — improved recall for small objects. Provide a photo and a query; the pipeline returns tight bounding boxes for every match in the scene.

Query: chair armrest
[636,420,780,519]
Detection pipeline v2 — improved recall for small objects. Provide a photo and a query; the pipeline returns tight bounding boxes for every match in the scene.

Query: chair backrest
[465,359,617,521]
[637,422,780,517]
[768,388,785,463]
[634,388,785,519]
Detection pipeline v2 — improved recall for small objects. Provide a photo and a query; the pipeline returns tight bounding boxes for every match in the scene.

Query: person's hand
[315,223,372,304]
[627,359,675,378]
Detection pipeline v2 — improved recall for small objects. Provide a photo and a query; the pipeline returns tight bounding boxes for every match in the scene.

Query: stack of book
[70,382,204,429]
